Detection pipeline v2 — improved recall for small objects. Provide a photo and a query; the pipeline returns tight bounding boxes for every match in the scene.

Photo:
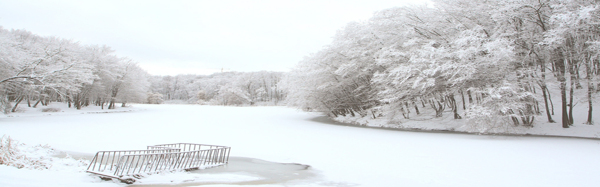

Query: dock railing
[86,143,230,182]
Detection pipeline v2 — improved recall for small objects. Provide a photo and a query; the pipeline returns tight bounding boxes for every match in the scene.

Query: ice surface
[1,104,600,186]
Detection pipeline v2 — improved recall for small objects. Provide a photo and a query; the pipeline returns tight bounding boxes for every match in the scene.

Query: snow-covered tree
[544,0,600,126]
[147,71,286,106]
[0,27,150,113]
[285,0,600,130]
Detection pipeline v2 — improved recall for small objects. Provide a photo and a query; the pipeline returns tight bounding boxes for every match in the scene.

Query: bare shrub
[41,108,61,112]
[147,93,164,104]
[0,135,21,167]
[0,135,52,169]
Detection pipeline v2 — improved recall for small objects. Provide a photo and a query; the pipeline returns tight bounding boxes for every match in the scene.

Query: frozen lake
[2,104,600,186]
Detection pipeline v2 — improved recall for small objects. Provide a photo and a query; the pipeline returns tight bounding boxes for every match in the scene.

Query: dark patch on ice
[53,151,95,160]
[128,157,317,186]
[53,152,320,186]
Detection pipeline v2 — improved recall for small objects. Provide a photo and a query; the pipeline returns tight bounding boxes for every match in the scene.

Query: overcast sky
[0,0,427,76]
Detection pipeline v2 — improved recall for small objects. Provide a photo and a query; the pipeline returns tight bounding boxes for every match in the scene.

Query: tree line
[147,71,286,106]
[283,0,600,131]
[0,27,149,113]
[3,0,598,132]
[0,27,287,114]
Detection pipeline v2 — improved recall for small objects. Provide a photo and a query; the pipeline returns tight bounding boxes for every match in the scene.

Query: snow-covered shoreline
[6,102,600,140]
[330,101,600,139]
[331,115,600,140]
[1,102,140,119]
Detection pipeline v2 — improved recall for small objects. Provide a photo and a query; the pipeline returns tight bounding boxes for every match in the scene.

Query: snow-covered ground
[333,87,600,139]
[2,104,600,187]
[333,107,600,138]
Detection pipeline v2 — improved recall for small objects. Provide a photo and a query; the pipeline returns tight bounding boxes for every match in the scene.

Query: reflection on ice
[193,157,313,184]
[128,157,315,186]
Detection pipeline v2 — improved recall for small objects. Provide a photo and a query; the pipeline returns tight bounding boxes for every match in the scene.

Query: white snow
[332,93,600,138]
[133,172,264,185]
[333,107,600,138]
[2,104,600,186]
[0,137,117,187]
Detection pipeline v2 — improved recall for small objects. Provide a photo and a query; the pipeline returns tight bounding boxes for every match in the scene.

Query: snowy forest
[0,27,287,114]
[2,0,600,132]
[147,72,286,105]
[284,0,600,131]
[0,28,150,111]
[4,0,600,186]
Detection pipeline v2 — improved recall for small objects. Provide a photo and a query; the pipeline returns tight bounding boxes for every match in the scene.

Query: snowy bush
[196,90,206,104]
[147,93,164,104]
[0,135,88,170]
[41,108,61,112]
[463,84,538,134]
[463,105,518,134]
[0,98,10,114]
[0,136,20,167]
[0,135,51,169]
[217,85,251,106]
[207,98,221,105]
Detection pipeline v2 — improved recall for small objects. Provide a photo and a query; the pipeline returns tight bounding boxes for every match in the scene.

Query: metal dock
[86,143,231,183]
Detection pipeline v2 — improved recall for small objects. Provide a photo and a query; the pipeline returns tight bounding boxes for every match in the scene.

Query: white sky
[0,0,427,76]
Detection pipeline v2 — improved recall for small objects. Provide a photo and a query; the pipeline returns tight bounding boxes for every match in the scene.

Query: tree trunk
[555,49,570,128]
[108,100,115,109]
[11,96,24,112]
[413,100,420,115]
[541,86,555,123]
[331,111,338,118]
[109,87,119,109]
[560,85,569,128]
[33,99,41,108]
[401,105,409,119]
[33,95,44,108]
[538,56,554,122]
[534,100,540,115]
[73,94,81,110]
[586,82,593,125]
[467,90,473,104]
[507,109,520,126]
[585,56,594,125]
[448,94,461,119]
[42,96,49,106]
[429,98,445,118]
[546,87,555,115]
[568,58,577,126]
[460,90,466,110]
[568,80,574,126]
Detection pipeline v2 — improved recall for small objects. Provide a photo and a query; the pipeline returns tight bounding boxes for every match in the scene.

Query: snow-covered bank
[1,102,138,119]
[331,98,600,139]
[2,104,600,187]
[0,136,115,187]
